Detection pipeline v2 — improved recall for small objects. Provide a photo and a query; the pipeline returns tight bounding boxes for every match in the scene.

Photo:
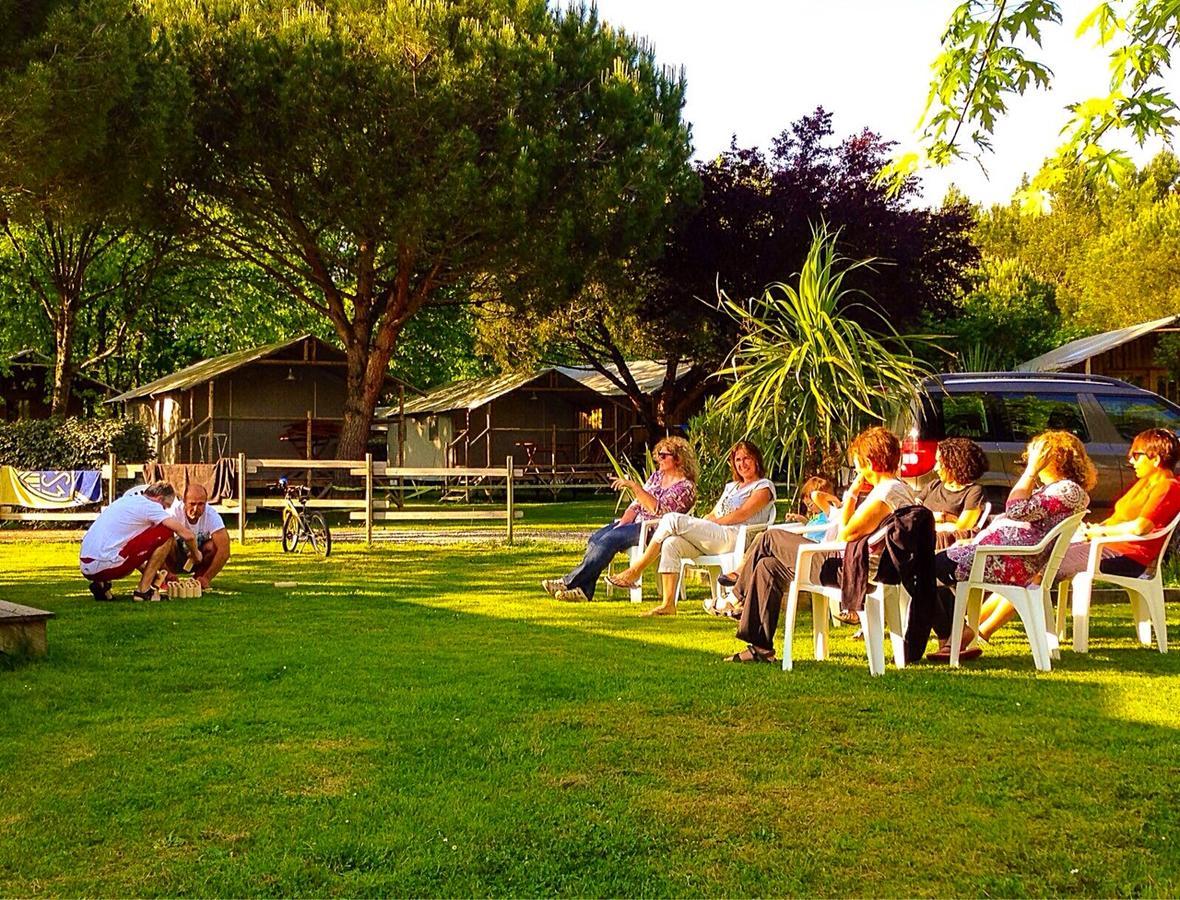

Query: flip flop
[604,573,640,591]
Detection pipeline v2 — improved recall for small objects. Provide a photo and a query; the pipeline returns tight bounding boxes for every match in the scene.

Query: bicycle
[277,477,332,557]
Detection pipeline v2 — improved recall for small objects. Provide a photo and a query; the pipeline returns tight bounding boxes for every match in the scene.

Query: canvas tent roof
[108,335,412,403]
[392,370,582,416]
[554,361,678,397]
[386,361,691,416]
[1017,315,1180,372]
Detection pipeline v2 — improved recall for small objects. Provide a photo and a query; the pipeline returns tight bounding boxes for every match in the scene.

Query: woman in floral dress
[905,430,1095,662]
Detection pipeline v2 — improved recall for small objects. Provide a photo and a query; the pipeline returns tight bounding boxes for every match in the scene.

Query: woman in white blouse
[605,440,776,616]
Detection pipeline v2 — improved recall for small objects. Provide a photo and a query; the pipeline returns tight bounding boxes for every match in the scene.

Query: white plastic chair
[780,526,908,676]
[949,510,1086,671]
[974,501,992,530]
[673,506,777,610]
[1055,509,1180,654]
[605,518,659,603]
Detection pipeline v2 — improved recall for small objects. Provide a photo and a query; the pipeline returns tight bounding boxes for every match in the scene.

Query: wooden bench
[0,601,55,658]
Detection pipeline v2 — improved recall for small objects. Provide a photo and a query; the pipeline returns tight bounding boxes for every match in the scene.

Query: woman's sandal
[725,646,777,664]
[604,573,640,591]
[132,587,160,603]
[835,609,860,626]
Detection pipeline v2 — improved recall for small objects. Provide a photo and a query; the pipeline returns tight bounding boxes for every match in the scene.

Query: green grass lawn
[2,533,1180,896]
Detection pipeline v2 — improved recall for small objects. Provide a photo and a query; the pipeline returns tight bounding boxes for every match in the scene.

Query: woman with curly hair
[918,437,989,548]
[542,436,697,602]
[906,430,1095,662]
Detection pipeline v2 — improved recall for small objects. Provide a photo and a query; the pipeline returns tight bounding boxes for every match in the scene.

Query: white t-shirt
[170,498,226,538]
[712,478,777,526]
[80,492,173,574]
[861,477,919,512]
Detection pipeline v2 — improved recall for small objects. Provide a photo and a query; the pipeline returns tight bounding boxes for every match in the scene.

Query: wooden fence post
[506,455,514,546]
[365,452,374,546]
[237,451,247,545]
[107,451,117,507]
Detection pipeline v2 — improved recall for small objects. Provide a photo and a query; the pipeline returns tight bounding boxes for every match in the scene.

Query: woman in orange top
[1055,426,1180,581]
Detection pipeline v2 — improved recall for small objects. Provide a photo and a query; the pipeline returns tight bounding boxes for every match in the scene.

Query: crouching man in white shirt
[80,481,200,602]
[166,483,230,589]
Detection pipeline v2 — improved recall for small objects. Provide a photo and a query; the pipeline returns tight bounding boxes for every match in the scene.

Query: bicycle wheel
[281,510,301,552]
[307,513,332,557]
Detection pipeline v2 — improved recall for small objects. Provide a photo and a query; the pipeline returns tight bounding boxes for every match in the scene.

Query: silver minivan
[899,372,1180,513]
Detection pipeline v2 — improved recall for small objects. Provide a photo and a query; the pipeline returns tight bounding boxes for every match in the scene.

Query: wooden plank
[247,498,370,510]
[252,459,376,470]
[0,600,55,623]
[374,466,517,477]
[348,509,525,522]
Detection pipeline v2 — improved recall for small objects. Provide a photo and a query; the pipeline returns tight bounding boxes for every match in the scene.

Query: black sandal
[132,588,159,603]
[725,646,776,664]
[88,580,114,602]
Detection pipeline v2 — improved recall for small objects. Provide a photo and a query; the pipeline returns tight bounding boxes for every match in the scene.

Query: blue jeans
[564,521,643,599]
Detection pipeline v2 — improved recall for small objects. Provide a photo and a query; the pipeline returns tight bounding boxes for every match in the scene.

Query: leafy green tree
[884,1,1180,203]
[928,257,1075,371]
[1066,192,1180,329]
[157,0,695,457]
[711,225,934,488]
[0,0,189,413]
[487,110,977,441]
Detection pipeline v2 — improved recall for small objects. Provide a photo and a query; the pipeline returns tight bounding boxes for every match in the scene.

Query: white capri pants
[650,512,739,574]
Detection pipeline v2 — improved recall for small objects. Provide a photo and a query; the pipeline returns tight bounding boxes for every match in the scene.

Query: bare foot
[641,604,676,617]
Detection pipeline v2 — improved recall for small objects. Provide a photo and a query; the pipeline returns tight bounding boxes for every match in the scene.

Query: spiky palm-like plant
[714,223,933,488]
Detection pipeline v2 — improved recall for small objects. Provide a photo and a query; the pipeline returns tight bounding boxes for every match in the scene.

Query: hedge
[0,417,151,470]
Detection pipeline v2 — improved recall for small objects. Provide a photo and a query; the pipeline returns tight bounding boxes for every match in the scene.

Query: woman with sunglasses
[542,436,697,602]
[1025,427,1180,622]
[604,440,776,616]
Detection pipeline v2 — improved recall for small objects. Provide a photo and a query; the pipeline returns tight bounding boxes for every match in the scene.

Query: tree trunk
[50,307,77,417]
[336,316,405,459]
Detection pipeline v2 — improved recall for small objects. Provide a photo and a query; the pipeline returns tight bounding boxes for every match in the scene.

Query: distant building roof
[3,349,115,393]
[1017,315,1180,372]
[386,360,693,417]
[108,335,413,404]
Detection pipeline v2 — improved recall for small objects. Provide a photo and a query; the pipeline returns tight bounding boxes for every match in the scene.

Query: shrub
[0,417,151,469]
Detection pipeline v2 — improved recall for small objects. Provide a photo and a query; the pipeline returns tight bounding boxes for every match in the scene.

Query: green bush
[0,417,151,469]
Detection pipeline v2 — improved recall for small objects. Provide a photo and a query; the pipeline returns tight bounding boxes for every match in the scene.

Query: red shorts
[81,524,174,582]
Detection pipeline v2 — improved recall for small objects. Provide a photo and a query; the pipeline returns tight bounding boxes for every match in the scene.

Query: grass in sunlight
[1,536,1180,896]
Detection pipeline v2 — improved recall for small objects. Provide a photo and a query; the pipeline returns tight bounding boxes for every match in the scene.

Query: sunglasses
[657,451,676,459]
[1128,451,1148,462]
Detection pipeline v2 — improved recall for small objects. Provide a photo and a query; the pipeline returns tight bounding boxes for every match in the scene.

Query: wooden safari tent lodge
[110,335,412,464]
[383,361,693,478]
[1,350,114,421]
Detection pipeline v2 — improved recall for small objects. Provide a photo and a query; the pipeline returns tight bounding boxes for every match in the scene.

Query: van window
[999,393,1089,442]
[940,393,993,440]
[1095,395,1180,440]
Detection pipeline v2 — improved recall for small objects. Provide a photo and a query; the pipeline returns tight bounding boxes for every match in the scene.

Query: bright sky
[591,0,1179,208]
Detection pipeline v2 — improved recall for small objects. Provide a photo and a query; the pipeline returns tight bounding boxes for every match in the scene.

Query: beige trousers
[650,512,739,574]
